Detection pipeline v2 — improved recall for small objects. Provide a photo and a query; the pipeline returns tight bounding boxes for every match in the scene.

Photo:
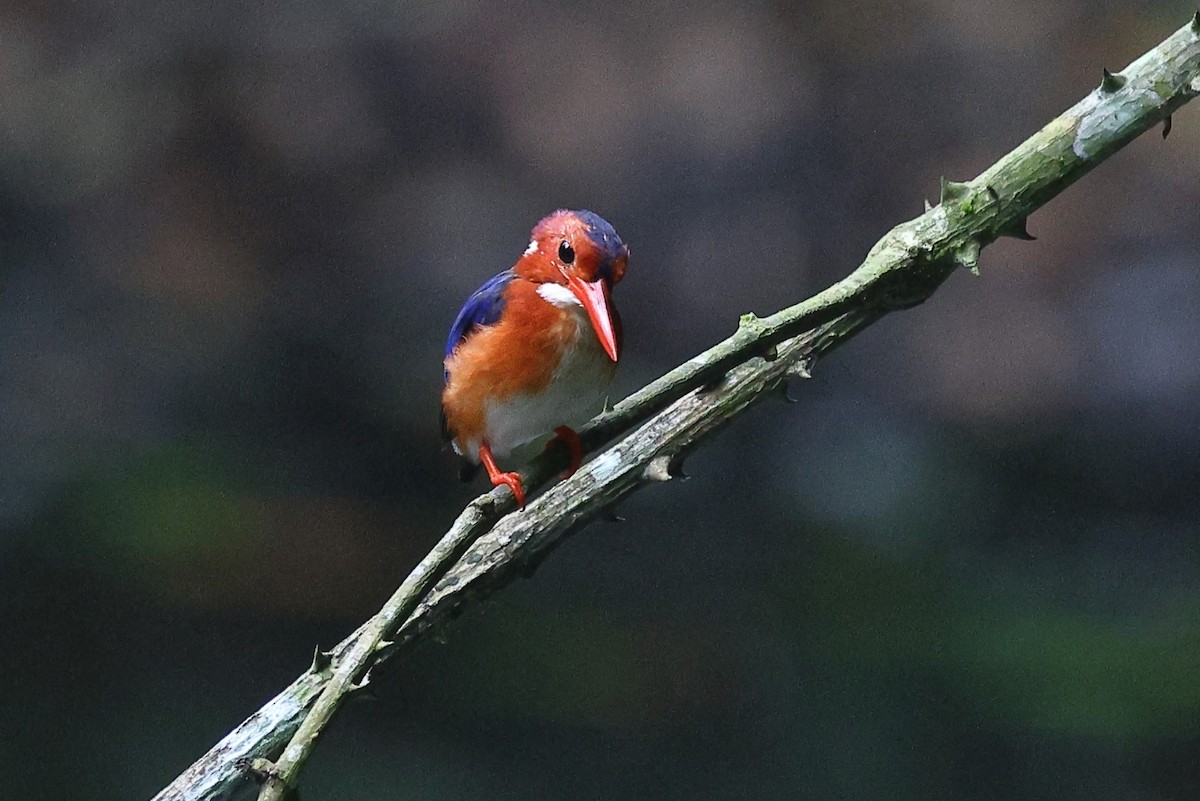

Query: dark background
[3,2,1200,799]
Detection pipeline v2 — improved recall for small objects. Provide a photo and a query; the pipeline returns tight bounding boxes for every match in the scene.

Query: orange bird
[441,210,629,507]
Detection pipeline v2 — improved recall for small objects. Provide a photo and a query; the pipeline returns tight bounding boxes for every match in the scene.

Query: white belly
[482,314,613,458]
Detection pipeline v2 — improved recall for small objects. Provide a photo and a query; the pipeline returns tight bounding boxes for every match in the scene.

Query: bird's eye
[558,241,575,264]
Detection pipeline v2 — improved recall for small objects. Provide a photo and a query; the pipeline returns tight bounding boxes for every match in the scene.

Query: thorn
[310,646,332,674]
[786,361,812,380]
[738,312,766,335]
[999,217,1036,241]
[352,669,373,691]
[954,240,982,275]
[985,185,1000,202]
[376,640,395,652]
[1162,115,1173,139]
[1192,10,1199,32]
[643,454,675,483]
[939,177,971,205]
[774,379,797,404]
[1100,68,1126,93]
[923,198,933,212]
[644,454,674,482]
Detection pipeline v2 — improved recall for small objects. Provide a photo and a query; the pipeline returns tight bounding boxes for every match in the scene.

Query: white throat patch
[537,283,583,308]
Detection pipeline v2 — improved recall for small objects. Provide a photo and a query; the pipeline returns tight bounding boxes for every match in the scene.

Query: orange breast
[441,279,578,455]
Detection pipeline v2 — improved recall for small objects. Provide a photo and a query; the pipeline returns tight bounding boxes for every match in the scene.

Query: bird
[441,209,629,508]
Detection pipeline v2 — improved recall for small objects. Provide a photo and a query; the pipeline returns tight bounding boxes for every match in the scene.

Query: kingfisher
[441,210,629,508]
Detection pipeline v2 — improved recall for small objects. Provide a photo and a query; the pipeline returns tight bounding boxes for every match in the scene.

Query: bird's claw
[479,441,527,509]
[489,470,526,509]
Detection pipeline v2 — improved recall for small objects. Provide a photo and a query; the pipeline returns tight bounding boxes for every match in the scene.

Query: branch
[154,16,1200,801]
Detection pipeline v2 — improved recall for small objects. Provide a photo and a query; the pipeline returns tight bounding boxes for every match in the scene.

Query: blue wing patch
[443,269,514,381]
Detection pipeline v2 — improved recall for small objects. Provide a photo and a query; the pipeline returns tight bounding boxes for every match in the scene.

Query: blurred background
[2,1,1200,798]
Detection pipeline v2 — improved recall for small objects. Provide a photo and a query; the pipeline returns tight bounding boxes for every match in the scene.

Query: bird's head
[516,209,629,362]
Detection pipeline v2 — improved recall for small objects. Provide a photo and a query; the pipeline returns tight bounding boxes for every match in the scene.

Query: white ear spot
[524,239,539,256]
[537,283,582,308]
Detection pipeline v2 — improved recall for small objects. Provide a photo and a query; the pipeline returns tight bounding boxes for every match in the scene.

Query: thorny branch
[151,15,1200,801]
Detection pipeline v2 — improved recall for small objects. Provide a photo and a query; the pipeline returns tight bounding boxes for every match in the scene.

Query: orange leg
[479,442,526,509]
[548,426,584,477]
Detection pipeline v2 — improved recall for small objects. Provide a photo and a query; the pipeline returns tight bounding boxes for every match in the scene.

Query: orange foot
[548,426,584,477]
[479,442,526,509]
